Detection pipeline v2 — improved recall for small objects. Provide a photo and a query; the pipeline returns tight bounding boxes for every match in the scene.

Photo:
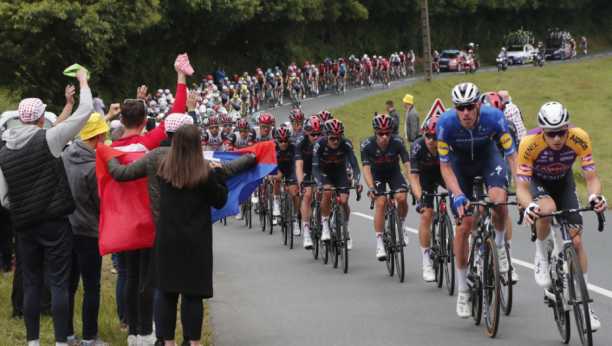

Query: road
[209,52,612,345]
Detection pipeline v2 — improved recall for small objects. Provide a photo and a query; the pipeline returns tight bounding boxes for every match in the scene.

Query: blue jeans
[154,290,190,340]
[18,219,73,342]
[115,251,127,323]
[67,235,103,340]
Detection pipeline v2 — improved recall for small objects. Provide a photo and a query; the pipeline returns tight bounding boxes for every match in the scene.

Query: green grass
[0,255,213,346]
[329,57,612,205]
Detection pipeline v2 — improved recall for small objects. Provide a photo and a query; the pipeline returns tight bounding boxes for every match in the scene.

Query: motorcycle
[532,52,545,67]
[463,55,476,74]
[496,54,508,71]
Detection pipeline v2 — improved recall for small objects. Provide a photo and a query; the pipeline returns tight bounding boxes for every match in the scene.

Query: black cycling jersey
[360,134,410,174]
[312,136,361,184]
[409,136,440,175]
[294,131,315,166]
[275,140,297,173]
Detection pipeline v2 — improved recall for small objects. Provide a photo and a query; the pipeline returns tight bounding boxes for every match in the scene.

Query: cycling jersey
[312,136,361,184]
[202,129,229,151]
[517,127,594,182]
[281,122,301,139]
[229,98,242,111]
[409,137,440,175]
[399,54,406,62]
[248,126,275,144]
[228,132,250,151]
[436,105,516,163]
[275,140,297,184]
[380,61,389,70]
[294,131,315,181]
[360,135,410,174]
[354,62,361,70]
[364,62,373,71]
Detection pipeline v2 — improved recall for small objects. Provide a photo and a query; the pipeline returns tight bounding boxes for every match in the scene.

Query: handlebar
[537,204,605,232]
[368,190,406,209]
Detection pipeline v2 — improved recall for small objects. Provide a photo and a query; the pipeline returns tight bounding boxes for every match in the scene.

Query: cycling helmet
[537,102,569,128]
[198,104,207,113]
[274,127,290,140]
[213,93,219,98]
[196,97,202,102]
[501,47,506,52]
[422,114,441,134]
[208,115,221,125]
[276,72,281,77]
[304,61,309,65]
[296,68,301,74]
[469,49,474,54]
[317,110,333,123]
[164,89,170,94]
[304,116,322,132]
[258,71,263,75]
[400,51,403,55]
[221,114,233,124]
[155,92,161,99]
[240,85,246,91]
[479,92,505,111]
[434,50,438,54]
[219,108,228,115]
[373,55,377,59]
[206,102,213,108]
[323,119,344,136]
[320,63,325,67]
[224,77,229,81]
[275,66,279,70]
[410,49,413,53]
[291,62,296,66]
[150,100,157,106]
[340,63,346,68]
[259,113,274,125]
[222,86,227,91]
[212,85,218,91]
[288,66,294,70]
[289,109,305,122]
[233,94,239,99]
[451,83,480,105]
[233,119,247,130]
[291,73,297,77]
[269,73,274,77]
[201,117,210,126]
[538,41,543,46]
[166,94,172,101]
[372,114,394,132]
[212,105,219,111]
[207,75,213,80]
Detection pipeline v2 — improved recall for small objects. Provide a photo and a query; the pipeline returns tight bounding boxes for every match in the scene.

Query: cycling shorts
[292,84,301,91]
[419,171,458,219]
[301,165,313,183]
[319,169,351,195]
[451,150,508,217]
[339,71,346,77]
[354,66,361,72]
[530,173,582,229]
[393,61,401,67]
[279,166,298,186]
[372,170,408,195]
[381,67,388,72]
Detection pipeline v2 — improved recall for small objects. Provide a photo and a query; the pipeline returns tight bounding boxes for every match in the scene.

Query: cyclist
[230,119,253,220]
[249,78,259,111]
[330,61,340,90]
[432,50,440,72]
[269,127,301,233]
[202,115,229,152]
[361,114,412,261]
[229,94,243,112]
[338,63,347,91]
[312,119,363,249]
[248,113,275,145]
[392,54,401,76]
[310,64,319,94]
[581,36,587,55]
[407,50,416,74]
[296,116,323,249]
[221,114,235,137]
[399,51,407,75]
[518,102,605,330]
[437,83,518,319]
[318,63,327,90]
[537,42,545,61]
[364,58,373,85]
[289,73,302,108]
[353,59,362,85]
[379,58,390,82]
[240,85,250,113]
[275,72,284,105]
[285,109,305,139]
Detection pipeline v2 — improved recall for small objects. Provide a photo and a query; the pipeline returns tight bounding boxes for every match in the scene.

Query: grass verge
[329,57,612,205]
[0,254,213,345]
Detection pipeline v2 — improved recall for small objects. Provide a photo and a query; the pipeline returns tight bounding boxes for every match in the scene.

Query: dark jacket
[62,140,100,238]
[388,109,400,135]
[107,139,255,224]
[148,167,228,298]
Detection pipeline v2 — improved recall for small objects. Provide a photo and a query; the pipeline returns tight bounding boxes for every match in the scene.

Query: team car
[505,44,536,64]
[438,50,468,72]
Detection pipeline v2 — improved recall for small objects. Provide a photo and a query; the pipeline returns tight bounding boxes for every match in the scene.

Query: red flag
[96,144,155,256]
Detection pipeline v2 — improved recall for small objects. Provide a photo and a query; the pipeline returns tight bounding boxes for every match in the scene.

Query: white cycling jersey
[202,129,229,152]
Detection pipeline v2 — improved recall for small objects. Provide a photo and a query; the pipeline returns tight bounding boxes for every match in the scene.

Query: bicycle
[323,186,361,273]
[290,89,300,109]
[241,197,252,229]
[533,204,605,346]
[420,183,455,295]
[365,72,373,90]
[278,178,298,249]
[381,72,389,89]
[302,181,328,263]
[257,177,274,234]
[266,87,274,109]
[370,190,406,282]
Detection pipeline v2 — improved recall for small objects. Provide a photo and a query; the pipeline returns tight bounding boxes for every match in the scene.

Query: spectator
[498,91,526,140]
[150,124,228,346]
[0,137,11,273]
[92,91,105,115]
[0,70,92,346]
[214,67,226,87]
[62,113,114,346]
[402,94,421,145]
[385,100,400,135]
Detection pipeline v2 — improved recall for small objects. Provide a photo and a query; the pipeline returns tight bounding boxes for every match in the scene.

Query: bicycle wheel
[384,221,394,277]
[469,238,483,326]
[287,196,295,250]
[390,209,405,282]
[258,188,266,232]
[566,244,592,346]
[330,211,339,268]
[336,207,349,273]
[281,197,288,246]
[483,237,501,338]
[442,215,455,295]
[548,240,571,343]
[265,186,274,235]
[247,200,252,229]
[310,205,320,260]
[432,219,443,288]
[500,237,513,316]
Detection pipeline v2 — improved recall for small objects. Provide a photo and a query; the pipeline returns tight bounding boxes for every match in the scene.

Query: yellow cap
[402,94,414,104]
[81,113,110,140]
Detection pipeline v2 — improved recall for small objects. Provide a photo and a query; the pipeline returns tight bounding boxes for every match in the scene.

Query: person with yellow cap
[402,94,421,146]
[61,113,111,346]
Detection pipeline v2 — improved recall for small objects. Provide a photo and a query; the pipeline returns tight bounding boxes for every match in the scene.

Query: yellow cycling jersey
[517,127,595,182]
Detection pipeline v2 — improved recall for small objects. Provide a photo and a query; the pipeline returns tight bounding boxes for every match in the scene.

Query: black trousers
[125,247,155,336]
[161,292,203,341]
[0,207,13,272]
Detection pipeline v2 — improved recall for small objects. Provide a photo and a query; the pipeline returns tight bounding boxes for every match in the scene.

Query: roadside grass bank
[329,57,612,205]
[0,255,213,346]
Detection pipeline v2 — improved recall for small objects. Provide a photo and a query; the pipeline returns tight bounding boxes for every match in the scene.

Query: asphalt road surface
[209,51,612,345]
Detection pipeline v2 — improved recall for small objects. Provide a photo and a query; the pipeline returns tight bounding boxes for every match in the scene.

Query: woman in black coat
[147,124,228,345]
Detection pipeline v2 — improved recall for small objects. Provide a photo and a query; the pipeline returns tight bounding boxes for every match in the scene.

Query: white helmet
[165,94,172,101]
[157,89,163,94]
[373,55,377,59]
[275,72,281,77]
[164,89,170,94]
[222,86,227,91]
[219,106,227,114]
[212,85,218,91]
[244,72,248,76]
[451,83,480,105]
[537,102,569,128]
[197,97,202,102]
[199,104,207,113]
[501,47,506,51]
[400,51,403,55]
[149,100,157,106]
[363,54,368,59]
[230,111,241,122]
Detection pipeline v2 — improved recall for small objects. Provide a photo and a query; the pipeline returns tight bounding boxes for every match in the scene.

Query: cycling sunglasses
[309,132,322,137]
[455,104,477,112]
[260,125,271,130]
[424,133,437,140]
[292,121,304,126]
[327,136,341,142]
[238,129,248,133]
[224,124,233,127]
[376,131,391,137]
[543,129,568,138]
[209,125,219,130]
[277,139,289,144]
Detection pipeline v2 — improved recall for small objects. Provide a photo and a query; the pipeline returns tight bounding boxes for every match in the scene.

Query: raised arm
[53,85,75,126]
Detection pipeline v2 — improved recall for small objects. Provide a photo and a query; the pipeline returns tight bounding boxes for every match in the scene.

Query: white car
[0,111,58,142]
[506,44,535,64]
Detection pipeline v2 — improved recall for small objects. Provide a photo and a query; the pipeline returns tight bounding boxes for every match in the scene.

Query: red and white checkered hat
[165,113,194,133]
[18,98,47,122]
[175,53,195,76]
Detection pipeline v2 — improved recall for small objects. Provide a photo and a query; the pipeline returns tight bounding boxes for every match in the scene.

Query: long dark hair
[157,125,209,189]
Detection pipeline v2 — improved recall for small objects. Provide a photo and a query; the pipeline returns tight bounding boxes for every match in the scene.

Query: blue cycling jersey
[436,105,516,163]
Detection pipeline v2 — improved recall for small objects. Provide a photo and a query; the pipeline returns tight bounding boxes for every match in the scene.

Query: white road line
[407,78,417,81]
[319,94,330,98]
[352,211,612,300]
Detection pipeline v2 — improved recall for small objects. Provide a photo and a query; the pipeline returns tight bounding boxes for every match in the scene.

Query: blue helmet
[341,63,346,68]
[274,66,279,70]
[410,50,413,53]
